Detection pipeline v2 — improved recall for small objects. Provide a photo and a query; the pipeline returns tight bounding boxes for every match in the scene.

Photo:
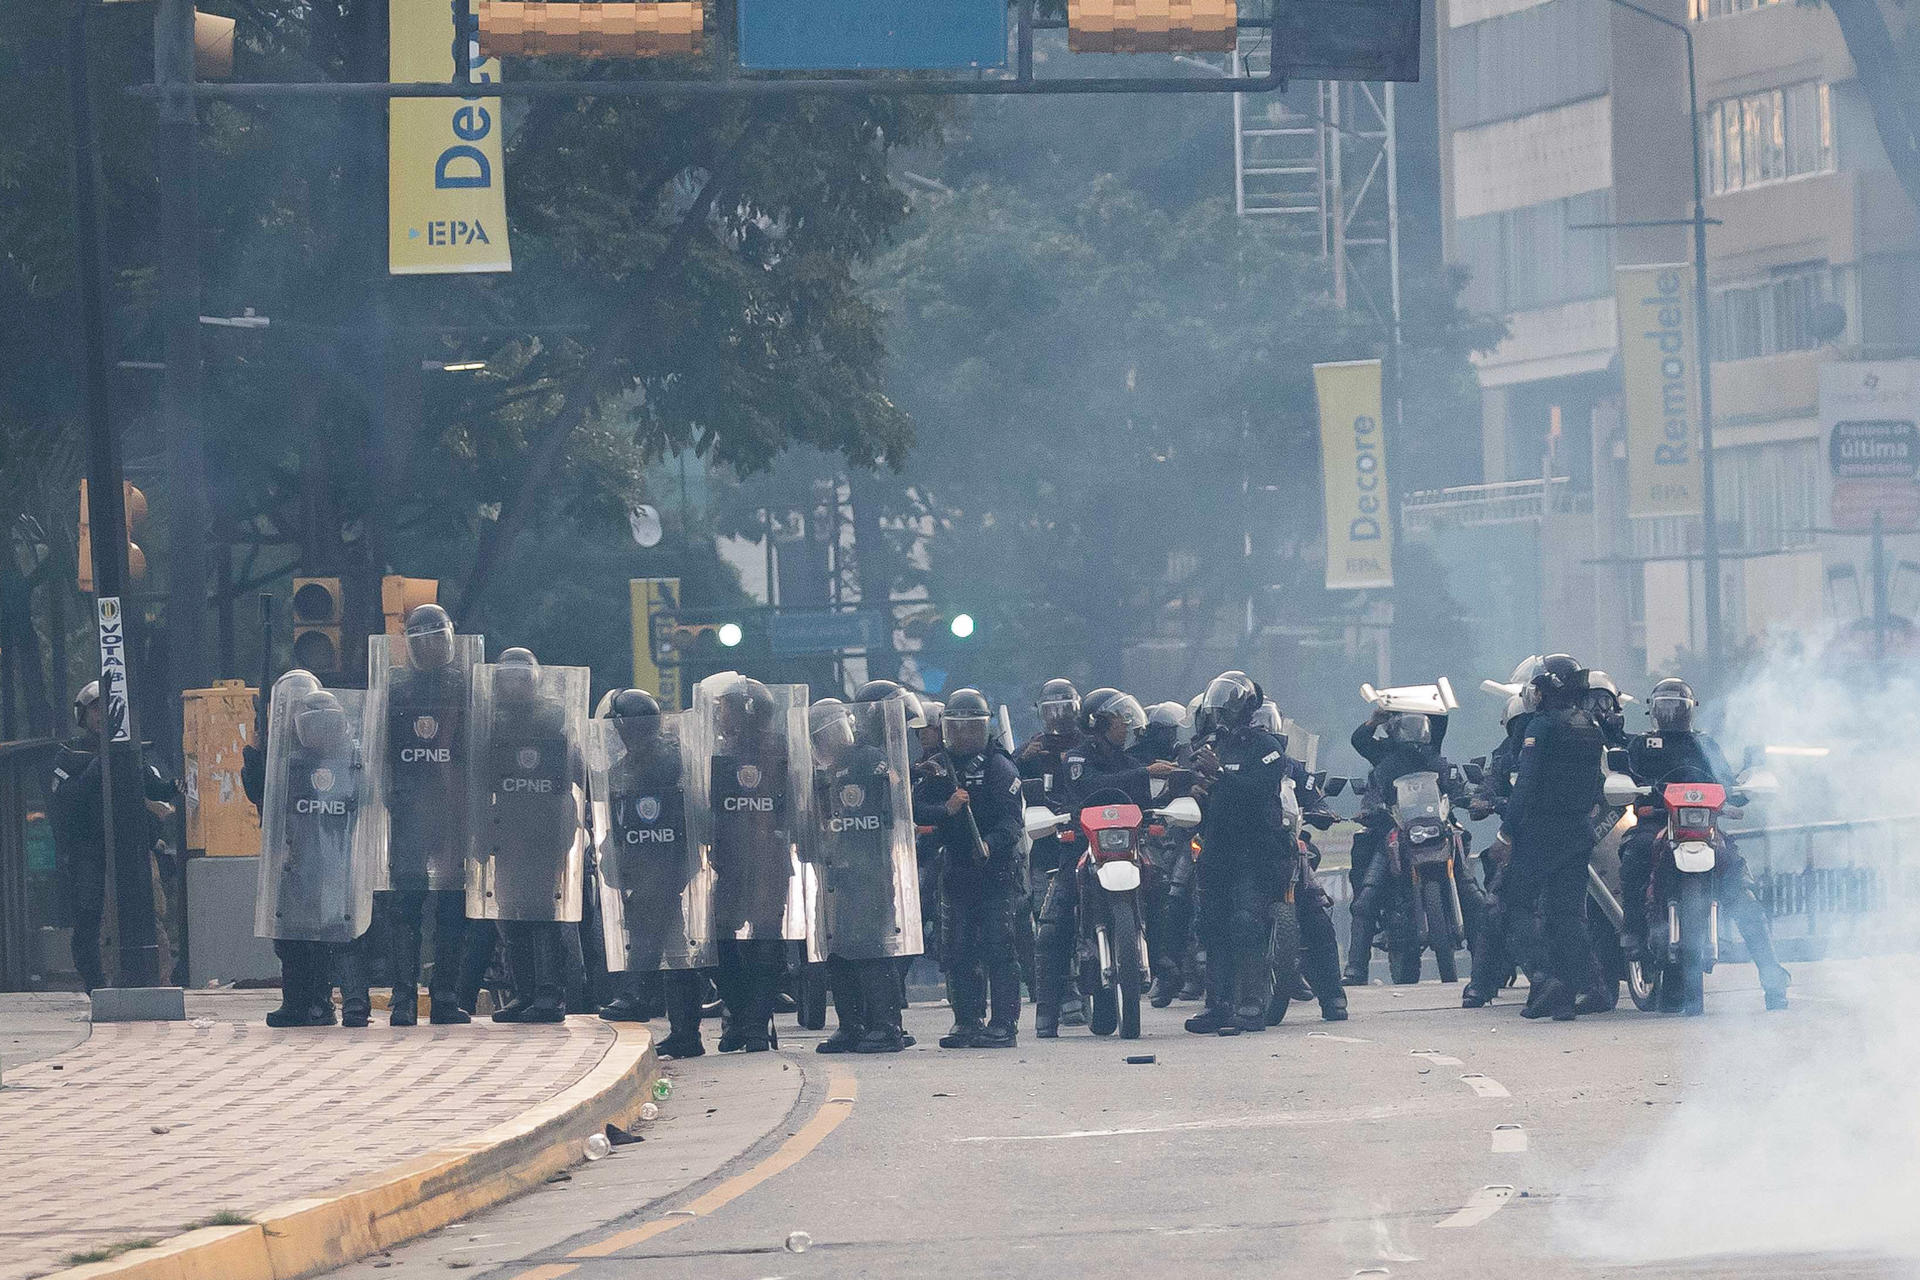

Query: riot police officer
[1016,678,1082,1002]
[927,689,1025,1048]
[1500,654,1605,1021]
[590,689,714,1055]
[1463,691,1532,1007]
[1185,672,1293,1035]
[1255,702,1349,1022]
[1621,678,1789,1010]
[1037,689,1168,1037]
[1344,708,1451,983]
[373,604,476,1026]
[1132,702,1193,1006]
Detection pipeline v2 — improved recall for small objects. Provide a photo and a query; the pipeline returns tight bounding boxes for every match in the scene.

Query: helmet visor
[1105,694,1147,733]
[1650,695,1693,731]
[1038,697,1078,734]
[1387,713,1431,745]
[943,715,990,756]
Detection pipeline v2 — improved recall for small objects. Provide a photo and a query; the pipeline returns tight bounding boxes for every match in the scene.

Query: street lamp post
[1607,0,1724,686]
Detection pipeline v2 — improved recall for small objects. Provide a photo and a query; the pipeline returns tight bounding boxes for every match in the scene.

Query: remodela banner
[1314,359,1394,590]
[389,0,511,274]
[1616,264,1701,517]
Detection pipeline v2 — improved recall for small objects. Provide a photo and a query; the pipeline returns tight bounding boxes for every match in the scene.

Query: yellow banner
[630,577,682,710]
[1315,359,1393,590]
[389,0,511,274]
[1616,264,1702,517]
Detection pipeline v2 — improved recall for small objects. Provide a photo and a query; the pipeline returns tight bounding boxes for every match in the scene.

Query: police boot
[1522,978,1575,1021]
[817,973,866,1054]
[390,983,419,1027]
[1291,975,1316,1003]
[341,992,371,1028]
[1342,953,1370,986]
[598,995,649,1023]
[1034,1004,1059,1038]
[1148,972,1178,1008]
[938,1019,984,1049]
[975,1022,1017,1049]
[1061,996,1089,1027]
[1320,992,1349,1022]
[1183,1003,1234,1035]
[429,998,471,1025]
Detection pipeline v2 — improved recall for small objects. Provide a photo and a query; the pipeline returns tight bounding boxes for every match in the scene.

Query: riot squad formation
[228,602,1792,1049]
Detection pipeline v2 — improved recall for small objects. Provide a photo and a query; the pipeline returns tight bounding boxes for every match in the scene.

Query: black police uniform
[1344,721,1448,982]
[1621,729,1788,997]
[48,739,177,993]
[382,665,470,1017]
[710,734,793,1043]
[270,741,364,1016]
[1281,757,1349,1017]
[606,733,706,1043]
[1500,703,1606,1016]
[1036,735,1154,1033]
[480,694,579,1014]
[929,746,1026,1043]
[1131,736,1191,1001]
[1192,724,1293,1032]
[1015,729,1081,993]
[815,742,908,1046]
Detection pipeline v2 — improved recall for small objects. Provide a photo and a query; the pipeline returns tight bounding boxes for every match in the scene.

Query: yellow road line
[510,1066,857,1275]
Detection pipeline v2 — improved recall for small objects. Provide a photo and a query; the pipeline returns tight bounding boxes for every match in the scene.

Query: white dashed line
[1433,1184,1515,1229]
[1459,1074,1510,1098]
[1490,1123,1528,1153]
[1410,1049,1463,1066]
[1306,1031,1374,1044]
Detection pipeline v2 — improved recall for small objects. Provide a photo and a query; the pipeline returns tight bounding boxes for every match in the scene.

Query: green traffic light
[949,613,976,639]
[718,622,744,647]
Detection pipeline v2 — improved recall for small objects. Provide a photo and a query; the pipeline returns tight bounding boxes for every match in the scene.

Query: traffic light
[76,479,147,594]
[290,577,345,676]
[194,10,235,78]
[1067,0,1237,53]
[476,1,704,58]
[381,575,440,645]
[948,613,977,640]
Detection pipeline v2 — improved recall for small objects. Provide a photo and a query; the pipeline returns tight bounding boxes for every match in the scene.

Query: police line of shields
[589,709,715,971]
[366,632,484,893]
[254,680,381,943]
[806,698,922,963]
[466,662,590,922]
[693,674,813,943]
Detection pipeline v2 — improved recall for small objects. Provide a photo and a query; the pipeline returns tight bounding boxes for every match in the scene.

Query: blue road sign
[738,0,1007,70]
[770,609,886,657]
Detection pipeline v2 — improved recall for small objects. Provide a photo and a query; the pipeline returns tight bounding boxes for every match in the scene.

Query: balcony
[1401,476,1585,537]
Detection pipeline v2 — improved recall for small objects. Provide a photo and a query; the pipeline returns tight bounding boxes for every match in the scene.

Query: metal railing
[1401,476,1579,537]
[1732,814,1920,948]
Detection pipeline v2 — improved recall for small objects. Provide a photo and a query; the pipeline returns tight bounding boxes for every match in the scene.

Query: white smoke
[1560,629,1920,1268]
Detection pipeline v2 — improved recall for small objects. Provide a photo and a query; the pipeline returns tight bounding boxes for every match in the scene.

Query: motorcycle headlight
[1408,823,1442,842]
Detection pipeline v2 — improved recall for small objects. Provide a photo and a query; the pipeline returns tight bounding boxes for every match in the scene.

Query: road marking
[497,1068,857,1276]
[957,1101,1431,1143]
[1433,1184,1515,1230]
[1490,1123,1527,1153]
[1306,1031,1374,1044]
[1458,1073,1509,1098]
[1410,1049,1462,1066]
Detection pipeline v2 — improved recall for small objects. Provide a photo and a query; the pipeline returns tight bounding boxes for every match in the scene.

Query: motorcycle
[1600,765,1775,1015]
[1025,792,1202,1039]
[1380,771,1471,984]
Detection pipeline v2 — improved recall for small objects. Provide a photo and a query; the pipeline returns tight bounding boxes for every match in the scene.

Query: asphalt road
[328,956,1920,1280]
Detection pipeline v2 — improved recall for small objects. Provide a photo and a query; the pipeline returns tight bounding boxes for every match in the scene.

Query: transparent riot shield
[805,698,923,962]
[589,711,714,971]
[254,682,377,943]
[1281,718,1321,774]
[693,673,813,942]
[466,662,590,922]
[367,632,484,893]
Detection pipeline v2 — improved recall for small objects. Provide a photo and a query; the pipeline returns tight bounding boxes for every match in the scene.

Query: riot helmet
[920,699,944,731]
[1648,677,1696,733]
[943,688,992,756]
[496,646,540,704]
[1081,688,1147,742]
[1509,654,1546,710]
[1386,712,1431,745]
[403,604,456,670]
[1529,653,1583,710]
[294,690,352,754]
[273,668,322,704]
[607,688,663,750]
[1249,700,1289,751]
[853,678,926,729]
[72,680,102,731]
[715,674,776,741]
[1035,678,1081,736]
[1579,670,1627,737]
[809,698,856,763]
[1139,701,1187,757]
[1500,693,1527,729]
[1201,671,1263,733]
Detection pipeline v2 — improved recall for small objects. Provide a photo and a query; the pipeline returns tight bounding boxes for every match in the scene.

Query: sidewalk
[0,993,655,1280]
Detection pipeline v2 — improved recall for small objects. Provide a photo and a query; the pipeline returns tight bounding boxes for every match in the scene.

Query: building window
[1709,263,1852,362]
[1705,82,1833,195]
[1689,0,1781,19]
[1455,189,1614,315]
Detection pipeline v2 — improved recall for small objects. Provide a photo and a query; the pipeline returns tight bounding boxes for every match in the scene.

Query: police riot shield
[589,711,714,971]
[467,663,590,922]
[255,682,378,943]
[805,699,923,963]
[367,632,484,893]
[693,673,813,942]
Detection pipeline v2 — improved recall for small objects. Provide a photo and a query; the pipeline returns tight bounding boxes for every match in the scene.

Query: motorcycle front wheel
[1675,875,1712,1016]
[1626,956,1658,1012]
[1386,902,1422,985]
[1110,895,1144,1040]
[1420,878,1459,983]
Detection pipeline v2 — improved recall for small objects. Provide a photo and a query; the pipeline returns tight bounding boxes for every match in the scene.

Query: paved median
[0,1002,655,1280]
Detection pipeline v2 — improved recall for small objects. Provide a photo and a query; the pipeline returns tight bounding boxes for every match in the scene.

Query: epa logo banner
[389,0,512,274]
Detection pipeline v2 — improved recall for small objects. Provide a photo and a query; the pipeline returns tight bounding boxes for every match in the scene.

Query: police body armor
[590,711,714,971]
[254,687,376,943]
[368,633,483,892]
[694,676,813,942]
[466,664,590,922]
[808,700,923,963]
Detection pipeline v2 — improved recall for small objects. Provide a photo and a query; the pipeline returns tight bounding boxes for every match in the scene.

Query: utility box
[186,855,277,986]
[181,681,259,856]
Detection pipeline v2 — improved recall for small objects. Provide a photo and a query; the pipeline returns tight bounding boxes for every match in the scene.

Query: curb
[51,1020,658,1280]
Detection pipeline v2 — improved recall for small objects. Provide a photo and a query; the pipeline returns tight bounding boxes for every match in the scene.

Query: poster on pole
[1314,359,1394,590]
[389,0,512,274]
[1616,265,1703,518]
[630,578,683,710]
[1820,361,1920,533]
[96,596,131,742]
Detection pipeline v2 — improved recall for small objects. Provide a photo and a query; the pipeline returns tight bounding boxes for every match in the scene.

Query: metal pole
[1329,83,1346,307]
[1872,509,1888,668]
[68,0,161,987]
[1684,24,1724,688]
[156,0,212,708]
